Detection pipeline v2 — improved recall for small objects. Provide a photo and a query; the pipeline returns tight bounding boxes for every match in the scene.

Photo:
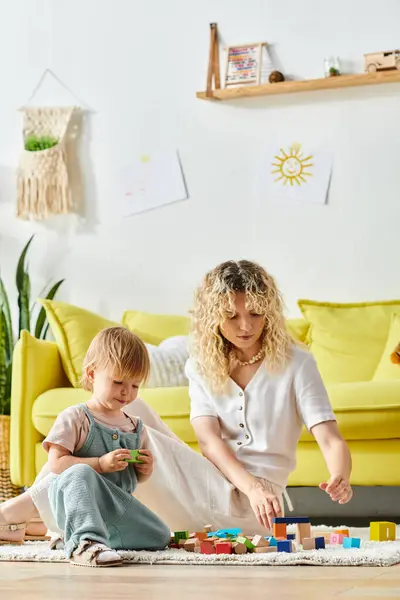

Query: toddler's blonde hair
[81,326,150,391]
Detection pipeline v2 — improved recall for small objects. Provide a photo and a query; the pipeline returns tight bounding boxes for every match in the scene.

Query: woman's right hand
[246,480,282,529]
[98,449,132,473]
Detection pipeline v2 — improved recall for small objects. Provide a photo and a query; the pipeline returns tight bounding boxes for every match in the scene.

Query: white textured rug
[1,526,399,567]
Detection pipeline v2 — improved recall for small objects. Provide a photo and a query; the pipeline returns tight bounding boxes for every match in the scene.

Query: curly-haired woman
[185,260,352,531]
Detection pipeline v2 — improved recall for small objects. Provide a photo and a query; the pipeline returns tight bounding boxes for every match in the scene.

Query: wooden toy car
[364,50,400,72]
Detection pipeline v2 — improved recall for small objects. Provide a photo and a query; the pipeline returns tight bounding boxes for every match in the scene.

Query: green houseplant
[0,235,64,500]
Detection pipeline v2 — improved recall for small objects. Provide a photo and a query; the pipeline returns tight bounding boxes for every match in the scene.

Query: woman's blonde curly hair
[190,260,293,393]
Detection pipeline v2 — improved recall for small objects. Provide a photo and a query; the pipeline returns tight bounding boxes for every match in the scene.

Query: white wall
[0,0,399,325]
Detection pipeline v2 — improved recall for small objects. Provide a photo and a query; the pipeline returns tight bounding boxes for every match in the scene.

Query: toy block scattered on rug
[215,542,232,554]
[343,537,361,549]
[273,522,287,538]
[174,530,189,544]
[277,540,293,553]
[330,533,347,545]
[370,521,396,542]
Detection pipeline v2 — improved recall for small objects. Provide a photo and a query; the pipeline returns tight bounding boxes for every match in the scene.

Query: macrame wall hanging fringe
[16,70,89,221]
[17,106,75,220]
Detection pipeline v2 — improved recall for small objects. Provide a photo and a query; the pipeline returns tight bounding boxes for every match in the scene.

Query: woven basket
[0,415,22,501]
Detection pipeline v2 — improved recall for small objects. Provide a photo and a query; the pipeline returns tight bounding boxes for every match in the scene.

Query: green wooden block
[124,449,144,463]
[174,531,190,544]
[237,536,255,550]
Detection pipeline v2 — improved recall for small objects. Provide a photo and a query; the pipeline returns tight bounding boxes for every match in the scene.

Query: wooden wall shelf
[197,70,400,101]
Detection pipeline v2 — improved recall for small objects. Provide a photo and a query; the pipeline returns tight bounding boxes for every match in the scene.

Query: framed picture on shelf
[224,42,268,87]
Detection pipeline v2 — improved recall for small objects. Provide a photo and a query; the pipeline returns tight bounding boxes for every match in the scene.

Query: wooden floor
[0,562,399,599]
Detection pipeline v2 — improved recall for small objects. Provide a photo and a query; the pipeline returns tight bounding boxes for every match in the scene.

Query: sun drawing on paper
[271,144,314,186]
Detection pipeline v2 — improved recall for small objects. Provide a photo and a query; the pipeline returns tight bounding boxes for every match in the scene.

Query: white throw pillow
[144,336,189,388]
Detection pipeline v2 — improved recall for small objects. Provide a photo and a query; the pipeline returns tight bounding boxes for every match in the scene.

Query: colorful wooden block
[343,537,361,549]
[184,539,199,552]
[204,524,213,533]
[287,534,296,540]
[193,532,208,541]
[277,540,293,553]
[266,536,278,547]
[232,542,247,554]
[315,531,332,543]
[272,517,310,524]
[302,537,316,550]
[252,535,269,547]
[215,528,242,538]
[314,537,325,549]
[296,522,311,545]
[273,523,287,539]
[200,541,216,554]
[174,530,189,544]
[178,538,187,547]
[330,533,346,545]
[334,529,350,537]
[215,542,232,554]
[370,521,396,542]
[237,536,255,550]
[254,546,277,553]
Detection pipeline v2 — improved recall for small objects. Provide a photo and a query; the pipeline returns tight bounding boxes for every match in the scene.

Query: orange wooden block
[335,529,350,537]
[273,523,287,538]
[194,532,209,541]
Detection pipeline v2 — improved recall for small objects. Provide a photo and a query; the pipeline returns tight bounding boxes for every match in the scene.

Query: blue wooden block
[272,517,310,524]
[277,540,292,553]
[343,537,361,549]
[315,537,325,549]
[287,534,296,540]
[266,536,278,547]
[211,528,242,538]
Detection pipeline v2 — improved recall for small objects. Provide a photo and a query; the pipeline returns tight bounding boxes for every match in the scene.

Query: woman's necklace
[231,347,265,367]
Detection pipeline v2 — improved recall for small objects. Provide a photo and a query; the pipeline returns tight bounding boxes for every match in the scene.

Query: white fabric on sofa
[144,336,189,388]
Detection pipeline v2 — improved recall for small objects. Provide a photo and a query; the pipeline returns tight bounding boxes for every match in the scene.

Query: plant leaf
[16,234,34,292]
[30,279,51,316]
[18,272,31,336]
[0,309,7,414]
[41,323,50,340]
[34,279,64,339]
[0,275,13,361]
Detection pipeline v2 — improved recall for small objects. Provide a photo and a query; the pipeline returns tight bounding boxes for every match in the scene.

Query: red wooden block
[200,541,216,554]
[215,542,232,554]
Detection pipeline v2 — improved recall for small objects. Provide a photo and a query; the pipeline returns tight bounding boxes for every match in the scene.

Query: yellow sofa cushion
[122,310,190,345]
[373,313,400,381]
[39,299,118,387]
[286,318,310,343]
[298,299,400,383]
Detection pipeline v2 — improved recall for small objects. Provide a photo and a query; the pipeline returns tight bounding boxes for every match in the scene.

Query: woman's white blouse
[186,345,335,489]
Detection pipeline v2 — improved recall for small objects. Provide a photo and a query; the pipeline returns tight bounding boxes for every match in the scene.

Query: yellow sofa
[10,300,400,490]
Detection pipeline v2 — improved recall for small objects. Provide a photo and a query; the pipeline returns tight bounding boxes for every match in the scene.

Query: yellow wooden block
[370,521,396,542]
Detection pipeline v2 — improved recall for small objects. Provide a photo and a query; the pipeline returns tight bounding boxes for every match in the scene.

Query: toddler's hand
[134,449,153,477]
[99,449,132,473]
[319,475,353,504]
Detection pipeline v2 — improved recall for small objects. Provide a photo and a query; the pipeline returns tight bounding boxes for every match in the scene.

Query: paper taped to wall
[264,143,332,205]
[116,150,188,217]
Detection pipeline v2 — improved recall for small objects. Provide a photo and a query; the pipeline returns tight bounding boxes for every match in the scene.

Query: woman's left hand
[319,475,353,504]
[134,449,154,477]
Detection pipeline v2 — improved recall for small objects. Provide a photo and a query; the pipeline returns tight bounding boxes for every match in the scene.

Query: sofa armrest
[286,318,310,343]
[10,330,70,487]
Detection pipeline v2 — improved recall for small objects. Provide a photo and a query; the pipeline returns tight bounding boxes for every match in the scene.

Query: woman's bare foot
[0,491,39,544]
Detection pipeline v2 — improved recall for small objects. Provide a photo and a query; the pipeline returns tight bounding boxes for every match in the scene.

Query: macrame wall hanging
[17,69,86,221]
